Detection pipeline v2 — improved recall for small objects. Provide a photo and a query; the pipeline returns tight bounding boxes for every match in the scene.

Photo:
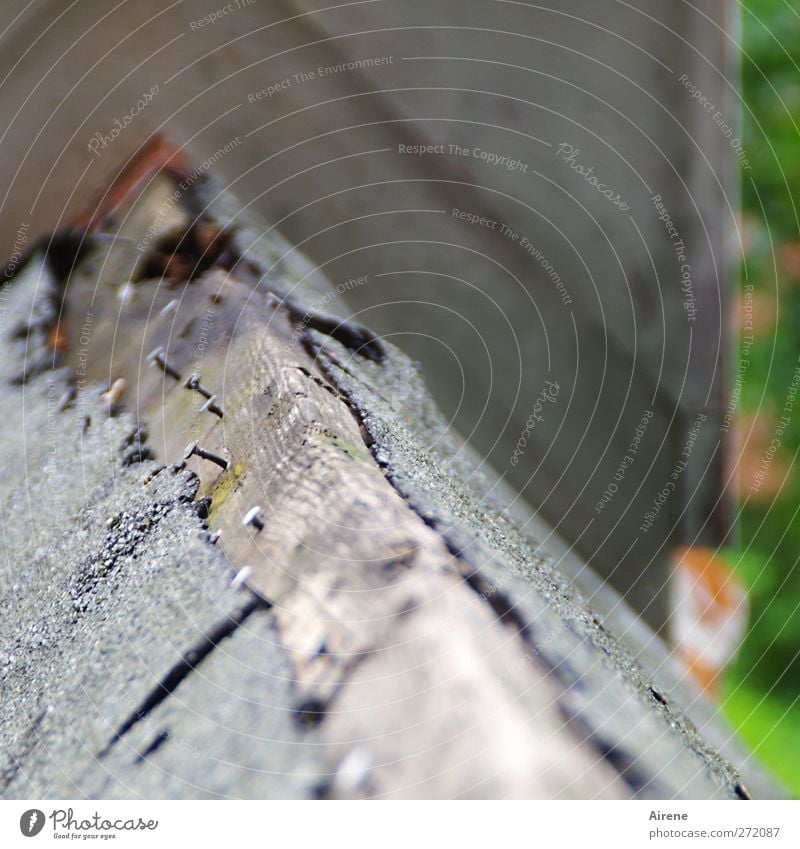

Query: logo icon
[19,810,45,837]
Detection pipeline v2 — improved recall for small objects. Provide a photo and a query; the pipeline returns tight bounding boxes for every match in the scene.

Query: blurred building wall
[0,0,737,629]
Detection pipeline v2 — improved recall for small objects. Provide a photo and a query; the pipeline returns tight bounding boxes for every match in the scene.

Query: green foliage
[741,0,800,238]
[722,0,800,798]
[722,679,800,797]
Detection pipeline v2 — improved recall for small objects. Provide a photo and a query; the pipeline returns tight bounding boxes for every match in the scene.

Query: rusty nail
[147,346,181,380]
[183,440,227,469]
[243,506,264,532]
[200,394,224,418]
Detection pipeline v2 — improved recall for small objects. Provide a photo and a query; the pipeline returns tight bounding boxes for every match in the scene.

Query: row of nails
[180,446,264,535]
[185,373,224,417]
[147,347,224,418]
[143,345,262,573]
[180,445,264,533]
[149,348,263,551]
[149,346,229,509]
[147,346,181,380]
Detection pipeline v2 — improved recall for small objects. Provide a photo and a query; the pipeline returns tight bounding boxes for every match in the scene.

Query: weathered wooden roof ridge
[0,142,779,799]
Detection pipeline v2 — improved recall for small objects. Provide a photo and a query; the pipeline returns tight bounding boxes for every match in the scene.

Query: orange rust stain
[680,653,722,697]
[69,135,191,233]
[732,413,789,504]
[670,546,749,699]
[673,546,741,621]
[48,323,68,353]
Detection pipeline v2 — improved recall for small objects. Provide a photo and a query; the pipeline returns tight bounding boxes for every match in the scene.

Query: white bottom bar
[2,800,798,848]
